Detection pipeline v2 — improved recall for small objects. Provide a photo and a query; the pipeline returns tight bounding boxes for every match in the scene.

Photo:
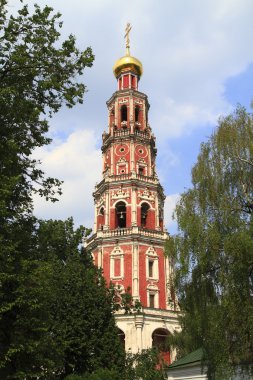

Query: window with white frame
[145,246,159,280]
[110,245,124,279]
[137,159,147,176]
[117,157,128,175]
[147,284,159,308]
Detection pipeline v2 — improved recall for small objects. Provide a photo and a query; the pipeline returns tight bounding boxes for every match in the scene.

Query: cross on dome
[124,22,132,55]
[113,23,143,78]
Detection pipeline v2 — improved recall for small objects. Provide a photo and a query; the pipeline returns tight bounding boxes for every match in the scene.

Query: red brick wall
[123,75,129,89]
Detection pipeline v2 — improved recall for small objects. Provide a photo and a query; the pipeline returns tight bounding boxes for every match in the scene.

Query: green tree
[169,105,253,379]
[0,1,94,377]
[125,349,165,380]
[64,348,165,380]
[36,218,125,378]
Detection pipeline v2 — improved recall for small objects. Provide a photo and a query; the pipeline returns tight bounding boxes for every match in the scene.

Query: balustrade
[88,226,167,240]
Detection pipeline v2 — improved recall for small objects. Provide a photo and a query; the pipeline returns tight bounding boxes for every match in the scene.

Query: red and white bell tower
[86,24,179,361]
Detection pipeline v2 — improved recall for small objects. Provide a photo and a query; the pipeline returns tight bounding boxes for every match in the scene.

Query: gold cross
[124,23,132,54]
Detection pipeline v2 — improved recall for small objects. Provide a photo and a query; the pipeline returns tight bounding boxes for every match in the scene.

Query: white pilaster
[155,195,159,229]
[132,240,139,300]
[130,139,134,172]
[105,190,110,229]
[111,143,114,175]
[132,187,137,226]
[135,314,144,351]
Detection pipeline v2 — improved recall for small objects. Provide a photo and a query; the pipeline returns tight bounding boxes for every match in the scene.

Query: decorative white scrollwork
[111,188,130,200]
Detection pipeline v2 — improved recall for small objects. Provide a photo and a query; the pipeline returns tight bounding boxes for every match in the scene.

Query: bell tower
[86,24,179,360]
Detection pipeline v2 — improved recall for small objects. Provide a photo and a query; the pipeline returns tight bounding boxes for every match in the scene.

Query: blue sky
[9,0,253,234]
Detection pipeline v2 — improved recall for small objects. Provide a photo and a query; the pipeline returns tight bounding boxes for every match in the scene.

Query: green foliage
[110,284,143,314]
[36,219,125,377]
[169,106,253,379]
[0,216,125,379]
[64,348,165,380]
[65,368,121,380]
[125,349,165,380]
[0,0,94,219]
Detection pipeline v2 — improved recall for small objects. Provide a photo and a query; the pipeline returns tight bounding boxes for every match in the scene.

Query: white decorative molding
[138,188,155,202]
[147,283,159,291]
[95,194,106,207]
[118,157,127,163]
[119,98,129,104]
[146,245,157,257]
[111,188,130,200]
[108,105,114,112]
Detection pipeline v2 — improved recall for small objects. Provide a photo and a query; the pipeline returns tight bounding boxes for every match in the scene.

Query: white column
[115,99,118,127]
[130,96,134,134]
[148,146,152,176]
[105,190,110,229]
[98,247,103,268]
[111,143,114,175]
[143,101,146,128]
[165,255,170,308]
[107,107,110,128]
[132,240,139,300]
[93,205,97,232]
[132,187,137,226]
[130,139,135,172]
[155,194,159,229]
[135,315,144,352]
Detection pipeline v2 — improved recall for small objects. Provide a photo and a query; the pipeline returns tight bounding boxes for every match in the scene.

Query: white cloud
[33,130,101,228]
[164,194,181,234]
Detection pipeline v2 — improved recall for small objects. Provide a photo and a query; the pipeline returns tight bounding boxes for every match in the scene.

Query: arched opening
[141,202,150,228]
[97,207,105,229]
[152,328,170,352]
[135,105,140,122]
[117,328,125,349]
[131,75,136,89]
[152,328,171,365]
[115,201,126,228]
[121,105,128,123]
[110,107,115,126]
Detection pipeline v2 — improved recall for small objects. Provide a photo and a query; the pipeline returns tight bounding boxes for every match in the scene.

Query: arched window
[115,201,126,228]
[141,202,150,228]
[135,105,140,122]
[97,207,105,229]
[117,328,125,349]
[152,328,170,352]
[121,105,128,122]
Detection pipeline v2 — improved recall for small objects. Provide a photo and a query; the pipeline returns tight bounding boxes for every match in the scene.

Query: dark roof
[167,348,204,369]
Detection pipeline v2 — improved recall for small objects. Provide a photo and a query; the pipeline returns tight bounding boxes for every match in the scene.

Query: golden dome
[113,54,143,78]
